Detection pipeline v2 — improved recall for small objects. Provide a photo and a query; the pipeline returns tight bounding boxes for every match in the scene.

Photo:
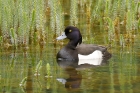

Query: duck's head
[57,26,82,46]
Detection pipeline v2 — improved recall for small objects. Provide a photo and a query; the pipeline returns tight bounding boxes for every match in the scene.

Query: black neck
[67,39,79,49]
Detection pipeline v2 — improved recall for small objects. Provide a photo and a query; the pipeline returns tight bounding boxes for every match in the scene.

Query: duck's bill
[56,32,67,40]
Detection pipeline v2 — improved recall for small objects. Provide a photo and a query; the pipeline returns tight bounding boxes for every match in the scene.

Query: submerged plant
[19,77,27,87]
[0,36,3,45]
[34,60,42,76]
[45,63,52,78]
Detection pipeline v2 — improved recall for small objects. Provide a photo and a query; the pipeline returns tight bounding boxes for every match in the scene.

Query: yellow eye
[69,30,72,32]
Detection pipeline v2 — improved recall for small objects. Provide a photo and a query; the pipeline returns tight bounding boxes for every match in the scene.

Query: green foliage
[70,0,78,26]
[46,63,50,76]
[0,36,3,45]
[10,28,17,46]
[19,77,27,87]
[35,60,42,73]
[0,0,139,47]
[91,0,103,21]
[48,0,64,34]
[0,0,46,46]
[119,34,125,47]
[91,0,139,46]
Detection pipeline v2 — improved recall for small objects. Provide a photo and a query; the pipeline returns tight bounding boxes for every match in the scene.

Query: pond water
[0,25,140,93]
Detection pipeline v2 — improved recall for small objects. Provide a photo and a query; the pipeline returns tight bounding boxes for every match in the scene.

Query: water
[0,0,140,92]
[0,25,140,93]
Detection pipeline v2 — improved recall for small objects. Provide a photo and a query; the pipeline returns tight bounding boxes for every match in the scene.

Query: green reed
[91,0,102,20]
[0,0,46,47]
[10,28,17,46]
[104,17,115,44]
[70,0,78,26]
[46,63,51,77]
[19,77,27,87]
[0,36,3,46]
[35,60,42,74]
[48,0,64,34]
[119,34,125,47]
[91,0,140,46]
[0,0,139,47]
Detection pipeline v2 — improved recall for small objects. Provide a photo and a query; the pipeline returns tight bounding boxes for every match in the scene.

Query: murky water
[0,25,140,93]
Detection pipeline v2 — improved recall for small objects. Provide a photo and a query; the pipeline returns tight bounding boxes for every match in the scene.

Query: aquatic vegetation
[19,77,27,87]
[0,0,46,47]
[0,0,139,48]
[104,17,115,43]
[34,60,42,76]
[70,0,78,26]
[119,34,125,47]
[91,0,140,46]
[45,63,52,78]
[0,1,139,92]
[0,36,3,46]
[48,0,64,34]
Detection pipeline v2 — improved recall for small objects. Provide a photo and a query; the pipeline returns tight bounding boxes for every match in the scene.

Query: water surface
[0,26,140,93]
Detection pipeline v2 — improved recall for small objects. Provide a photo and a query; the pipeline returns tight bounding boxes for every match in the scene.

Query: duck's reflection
[64,67,82,89]
[57,57,110,90]
[57,60,81,89]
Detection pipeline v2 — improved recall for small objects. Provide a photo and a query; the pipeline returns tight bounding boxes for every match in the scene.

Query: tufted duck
[56,26,111,61]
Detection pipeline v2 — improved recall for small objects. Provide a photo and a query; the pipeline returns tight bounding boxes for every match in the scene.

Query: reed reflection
[25,65,33,93]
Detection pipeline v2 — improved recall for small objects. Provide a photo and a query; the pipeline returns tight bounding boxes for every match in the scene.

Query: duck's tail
[98,45,112,60]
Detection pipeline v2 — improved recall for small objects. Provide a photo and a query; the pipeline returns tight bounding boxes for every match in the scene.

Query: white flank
[78,50,103,65]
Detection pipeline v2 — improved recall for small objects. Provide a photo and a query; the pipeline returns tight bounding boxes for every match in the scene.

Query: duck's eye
[69,30,72,32]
